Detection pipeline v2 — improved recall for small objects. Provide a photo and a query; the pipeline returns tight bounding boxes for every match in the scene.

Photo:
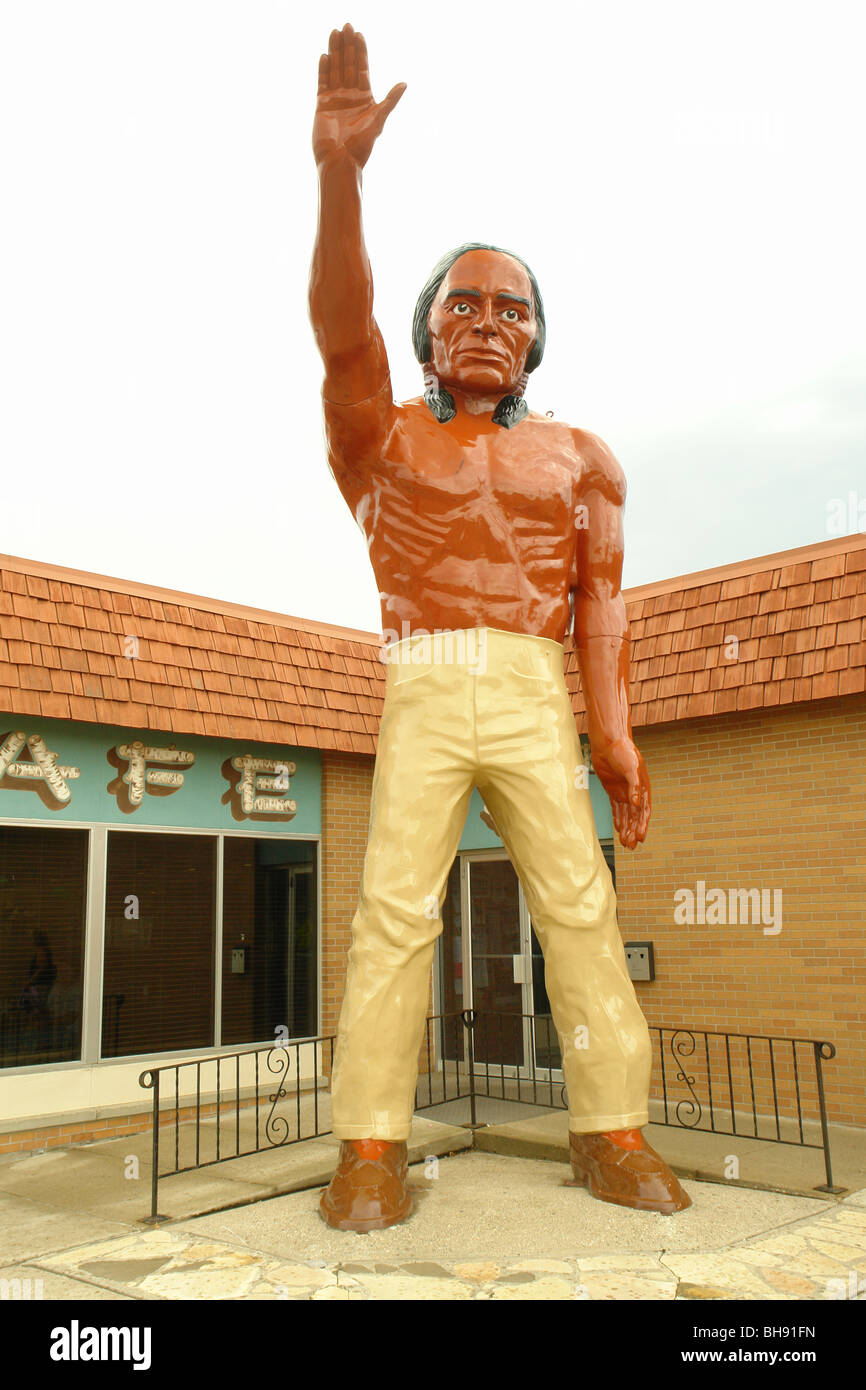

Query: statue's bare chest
[361,416,580,549]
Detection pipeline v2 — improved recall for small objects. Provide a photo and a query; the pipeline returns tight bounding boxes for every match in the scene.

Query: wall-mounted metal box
[624,941,655,982]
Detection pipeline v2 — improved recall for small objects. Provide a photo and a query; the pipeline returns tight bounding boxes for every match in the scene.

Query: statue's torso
[328,397,589,643]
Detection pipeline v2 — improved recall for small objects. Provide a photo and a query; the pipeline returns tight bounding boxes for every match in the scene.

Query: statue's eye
[453,302,473,315]
[501,308,520,322]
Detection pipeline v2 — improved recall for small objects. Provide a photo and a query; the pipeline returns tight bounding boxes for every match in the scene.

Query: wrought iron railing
[414,1010,567,1122]
[138,1010,840,1222]
[139,1035,335,1223]
[417,1012,842,1193]
[651,1025,838,1165]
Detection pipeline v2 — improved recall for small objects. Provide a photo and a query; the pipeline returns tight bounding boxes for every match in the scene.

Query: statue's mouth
[459,348,507,363]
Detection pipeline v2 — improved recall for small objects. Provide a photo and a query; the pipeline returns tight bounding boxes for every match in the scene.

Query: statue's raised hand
[314,24,406,169]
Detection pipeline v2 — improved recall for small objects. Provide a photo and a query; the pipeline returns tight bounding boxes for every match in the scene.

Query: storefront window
[102,831,216,1058]
[221,838,317,1045]
[0,826,88,1069]
[2,826,318,1066]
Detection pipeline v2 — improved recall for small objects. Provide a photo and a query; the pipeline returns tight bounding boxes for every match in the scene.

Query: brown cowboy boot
[567,1128,691,1214]
[319,1139,413,1232]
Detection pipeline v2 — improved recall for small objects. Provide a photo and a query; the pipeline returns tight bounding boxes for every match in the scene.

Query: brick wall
[615,694,866,1127]
[0,1092,316,1157]
[320,751,375,1043]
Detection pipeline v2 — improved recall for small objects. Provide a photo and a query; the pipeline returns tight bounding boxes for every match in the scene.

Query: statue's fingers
[627,798,644,847]
[328,28,343,87]
[317,53,330,94]
[344,29,358,89]
[356,30,371,89]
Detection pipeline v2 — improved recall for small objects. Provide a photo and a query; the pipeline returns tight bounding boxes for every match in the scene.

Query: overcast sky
[2,0,864,634]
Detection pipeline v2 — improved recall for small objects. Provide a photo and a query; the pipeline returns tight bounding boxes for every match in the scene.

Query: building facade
[0,532,863,1152]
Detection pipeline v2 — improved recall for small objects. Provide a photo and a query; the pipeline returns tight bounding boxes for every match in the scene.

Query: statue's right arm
[308,26,406,485]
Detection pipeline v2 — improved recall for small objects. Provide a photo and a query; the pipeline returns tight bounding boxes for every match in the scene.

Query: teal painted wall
[0,716,321,835]
[0,712,612,847]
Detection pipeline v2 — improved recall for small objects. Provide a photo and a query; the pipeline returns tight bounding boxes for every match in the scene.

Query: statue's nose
[472,302,497,336]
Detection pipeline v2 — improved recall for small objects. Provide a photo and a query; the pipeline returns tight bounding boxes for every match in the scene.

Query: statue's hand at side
[590,736,651,851]
[314,23,406,169]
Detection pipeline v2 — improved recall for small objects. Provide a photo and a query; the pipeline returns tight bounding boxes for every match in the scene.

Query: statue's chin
[440,375,512,402]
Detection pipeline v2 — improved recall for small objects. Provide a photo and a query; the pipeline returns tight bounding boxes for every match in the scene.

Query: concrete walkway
[1,1106,864,1301]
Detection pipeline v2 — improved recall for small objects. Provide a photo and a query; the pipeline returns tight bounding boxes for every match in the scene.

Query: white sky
[2,0,864,634]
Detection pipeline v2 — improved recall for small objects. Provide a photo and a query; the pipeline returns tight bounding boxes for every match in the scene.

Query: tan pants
[330,627,652,1140]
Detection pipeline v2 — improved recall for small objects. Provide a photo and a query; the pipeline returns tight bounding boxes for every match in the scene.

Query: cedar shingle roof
[1,533,864,752]
[0,556,384,754]
[565,533,866,731]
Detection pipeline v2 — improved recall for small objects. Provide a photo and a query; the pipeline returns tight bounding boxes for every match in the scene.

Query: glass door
[464,854,526,1070]
[438,851,528,1072]
[437,851,566,1082]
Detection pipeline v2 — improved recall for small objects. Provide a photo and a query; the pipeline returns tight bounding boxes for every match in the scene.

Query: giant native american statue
[309,23,690,1230]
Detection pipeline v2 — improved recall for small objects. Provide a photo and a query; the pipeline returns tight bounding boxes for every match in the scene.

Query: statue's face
[427,249,537,395]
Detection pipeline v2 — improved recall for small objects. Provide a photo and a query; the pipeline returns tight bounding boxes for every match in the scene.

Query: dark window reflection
[103,831,216,1057]
[221,838,317,1045]
[0,826,88,1069]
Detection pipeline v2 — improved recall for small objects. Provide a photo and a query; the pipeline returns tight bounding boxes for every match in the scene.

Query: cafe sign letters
[0,729,300,821]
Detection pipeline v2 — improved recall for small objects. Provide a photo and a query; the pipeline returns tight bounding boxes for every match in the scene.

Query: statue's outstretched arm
[308,24,405,409]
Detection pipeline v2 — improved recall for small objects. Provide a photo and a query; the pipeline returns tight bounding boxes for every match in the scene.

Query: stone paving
[5,1155,865,1302]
